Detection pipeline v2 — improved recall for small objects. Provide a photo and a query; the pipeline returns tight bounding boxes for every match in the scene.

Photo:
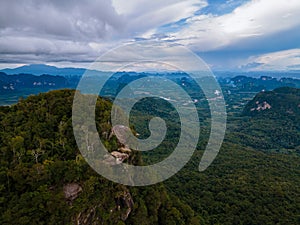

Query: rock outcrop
[250,101,271,111]
[63,183,82,202]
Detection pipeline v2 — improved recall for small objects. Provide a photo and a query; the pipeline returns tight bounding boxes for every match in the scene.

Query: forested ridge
[0,89,200,225]
[230,87,300,153]
[135,87,300,224]
[0,88,299,224]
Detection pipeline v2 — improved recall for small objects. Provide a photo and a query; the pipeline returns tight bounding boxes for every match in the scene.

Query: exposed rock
[63,183,82,202]
[110,125,133,147]
[111,151,129,164]
[116,190,134,221]
[103,151,129,165]
[250,101,271,111]
[73,190,134,224]
[103,154,118,166]
[118,147,132,154]
[75,205,99,225]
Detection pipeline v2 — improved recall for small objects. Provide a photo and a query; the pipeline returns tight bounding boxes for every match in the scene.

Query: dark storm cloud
[0,35,99,65]
[0,0,127,64]
[0,0,124,40]
[2,0,298,70]
[0,0,204,66]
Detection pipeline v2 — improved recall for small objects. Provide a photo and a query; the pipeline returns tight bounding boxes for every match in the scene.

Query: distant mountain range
[214,70,300,79]
[1,64,300,79]
[219,75,300,92]
[0,64,102,76]
[0,72,80,105]
[1,66,300,107]
[0,72,75,92]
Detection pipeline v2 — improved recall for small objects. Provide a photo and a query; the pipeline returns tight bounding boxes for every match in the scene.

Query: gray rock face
[63,183,82,202]
[116,190,134,221]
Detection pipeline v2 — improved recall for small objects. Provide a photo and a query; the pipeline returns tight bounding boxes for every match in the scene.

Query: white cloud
[86,41,212,72]
[1,0,300,71]
[0,0,124,40]
[220,0,300,36]
[112,0,206,37]
[0,0,205,42]
[164,0,300,51]
[0,0,205,66]
[243,49,300,71]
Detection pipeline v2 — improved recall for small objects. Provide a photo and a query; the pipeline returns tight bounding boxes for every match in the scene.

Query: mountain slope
[163,87,300,225]
[0,89,201,225]
[228,87,300,153]
[243,87,300,117]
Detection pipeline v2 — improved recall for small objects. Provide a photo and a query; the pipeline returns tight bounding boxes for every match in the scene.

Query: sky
[1,0,300,71]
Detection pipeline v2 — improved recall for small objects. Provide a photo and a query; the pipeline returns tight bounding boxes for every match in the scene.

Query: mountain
[163,87,300,225]
[0,72,80,105]
[214,70,300,79]
[0,72,72,92]
[228,87,300,153]
[0,88,299,224]
[0,64,99,76]
[0,89,201,225]
[220,75,300,92]
[243,87,300,117]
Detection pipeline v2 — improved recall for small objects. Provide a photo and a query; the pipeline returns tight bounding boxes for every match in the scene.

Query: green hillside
[228,87,300,153]
[0,90,200,225]
[243,87,300,118]
[0,88,299,224]
[164,87,300,224]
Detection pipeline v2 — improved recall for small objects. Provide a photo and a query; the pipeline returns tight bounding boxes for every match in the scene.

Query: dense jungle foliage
[0,87,299,224]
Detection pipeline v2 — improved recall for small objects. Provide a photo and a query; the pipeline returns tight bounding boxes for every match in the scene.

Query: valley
[0,71,299,224]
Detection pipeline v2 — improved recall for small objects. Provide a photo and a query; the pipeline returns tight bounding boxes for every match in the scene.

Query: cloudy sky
[1,0,300,71]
